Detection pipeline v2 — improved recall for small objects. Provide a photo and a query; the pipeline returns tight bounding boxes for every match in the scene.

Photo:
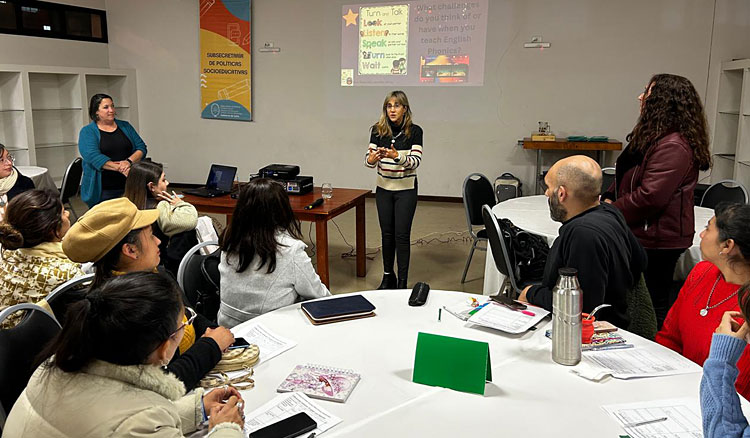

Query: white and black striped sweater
[364,123,423,191]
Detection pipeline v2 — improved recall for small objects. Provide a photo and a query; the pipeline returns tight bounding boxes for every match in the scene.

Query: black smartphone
[490,294,527,310]
[248,412,317,438]
[229,337,250,350]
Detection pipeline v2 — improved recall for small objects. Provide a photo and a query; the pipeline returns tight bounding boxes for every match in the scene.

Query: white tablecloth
[482,195,714,295]
[16,165,57,191]
[227,290,719,437]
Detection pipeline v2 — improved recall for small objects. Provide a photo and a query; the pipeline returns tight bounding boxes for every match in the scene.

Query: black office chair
[461,173,496,283]
[700,179,749,209]
[601,167,616,195]
[44,273,94,325]
[0,304,61,430]
[178,240,220,321]
[60,157,83,221]
[482,204,522,298]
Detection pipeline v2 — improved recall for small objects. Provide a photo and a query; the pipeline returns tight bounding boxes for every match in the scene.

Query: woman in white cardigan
[3,272,243,438]
[124,160,198,273]
[218,178,330,328]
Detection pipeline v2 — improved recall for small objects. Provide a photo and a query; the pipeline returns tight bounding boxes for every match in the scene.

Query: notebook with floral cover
[277,364,361,403]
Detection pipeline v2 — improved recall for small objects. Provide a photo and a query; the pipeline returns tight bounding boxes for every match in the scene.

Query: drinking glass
[322,183,333,199]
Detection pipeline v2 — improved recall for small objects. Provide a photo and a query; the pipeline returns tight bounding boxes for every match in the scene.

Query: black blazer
[6,169,35,201]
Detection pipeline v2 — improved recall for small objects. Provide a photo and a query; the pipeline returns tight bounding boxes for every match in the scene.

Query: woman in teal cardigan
[78,93,147,207]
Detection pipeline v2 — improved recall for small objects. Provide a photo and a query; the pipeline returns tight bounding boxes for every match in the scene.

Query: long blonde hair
[373,90,413,139]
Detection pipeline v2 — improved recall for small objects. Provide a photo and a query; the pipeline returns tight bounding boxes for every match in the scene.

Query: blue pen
[468,302,489,316]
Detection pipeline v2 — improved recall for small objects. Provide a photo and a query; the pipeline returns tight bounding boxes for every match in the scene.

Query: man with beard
[518,155,647,329]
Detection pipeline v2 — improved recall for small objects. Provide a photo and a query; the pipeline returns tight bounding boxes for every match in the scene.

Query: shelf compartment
[35,145,79,185]
[0,110,28,150]
[0,71,24,111]
[28,73,82,111]
[85,74,130,107]
[31,107,83,111]
[34,142,78,149]
[717,69,743,114]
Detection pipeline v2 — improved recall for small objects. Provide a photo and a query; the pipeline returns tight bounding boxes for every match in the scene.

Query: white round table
[229,290,709,437]
[16,165,57,191]
[483,196,714,295]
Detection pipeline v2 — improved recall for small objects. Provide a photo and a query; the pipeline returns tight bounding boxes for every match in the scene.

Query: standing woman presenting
[602,74,712,327]
[365,91,423,290]
[78,93,147,207]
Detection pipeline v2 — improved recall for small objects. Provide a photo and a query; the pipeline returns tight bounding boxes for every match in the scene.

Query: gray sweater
[217,231,330,328]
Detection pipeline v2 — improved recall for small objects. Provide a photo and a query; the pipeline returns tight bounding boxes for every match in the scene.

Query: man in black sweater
[518,155,647,328]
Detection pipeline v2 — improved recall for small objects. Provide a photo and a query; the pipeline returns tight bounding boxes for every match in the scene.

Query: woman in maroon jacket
[603,73,711,328]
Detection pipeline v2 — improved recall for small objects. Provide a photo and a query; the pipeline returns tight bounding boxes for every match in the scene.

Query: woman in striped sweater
[365,91,423,290]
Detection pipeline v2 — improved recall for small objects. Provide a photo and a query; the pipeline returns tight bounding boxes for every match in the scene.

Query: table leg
[316,219,330,288]
[356,199,366,277]
[596,150,603,166]
[536,149,543,195]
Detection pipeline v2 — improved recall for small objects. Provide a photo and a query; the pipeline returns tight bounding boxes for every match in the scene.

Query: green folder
[412,332,491,395]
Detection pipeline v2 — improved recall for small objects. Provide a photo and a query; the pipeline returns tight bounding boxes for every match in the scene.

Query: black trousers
[645,247,686,329]
[376,184,418,280]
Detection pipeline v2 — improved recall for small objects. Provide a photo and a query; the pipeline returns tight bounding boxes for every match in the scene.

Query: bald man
[519,156,647,328]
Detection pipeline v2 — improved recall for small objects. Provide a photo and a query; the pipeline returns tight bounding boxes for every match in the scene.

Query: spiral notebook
[277,364,361,403]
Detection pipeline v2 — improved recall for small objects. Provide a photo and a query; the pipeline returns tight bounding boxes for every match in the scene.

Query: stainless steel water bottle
[552,267,583,366]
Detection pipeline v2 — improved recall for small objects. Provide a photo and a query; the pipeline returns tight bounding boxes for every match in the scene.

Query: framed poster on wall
[199,0,251,121]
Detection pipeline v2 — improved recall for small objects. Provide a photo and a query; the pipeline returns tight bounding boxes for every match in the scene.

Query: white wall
[104,0,750,196]
[0,0,108,68]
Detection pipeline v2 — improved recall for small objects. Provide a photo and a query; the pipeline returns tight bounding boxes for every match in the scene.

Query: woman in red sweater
[656,203,750,399]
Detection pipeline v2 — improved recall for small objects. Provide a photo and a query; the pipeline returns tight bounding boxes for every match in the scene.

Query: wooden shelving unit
[0,64,138,187]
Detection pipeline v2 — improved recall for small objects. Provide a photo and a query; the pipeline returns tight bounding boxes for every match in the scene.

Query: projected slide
[341,1,488,86]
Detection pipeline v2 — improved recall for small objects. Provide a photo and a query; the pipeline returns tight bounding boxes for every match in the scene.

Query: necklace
[700,275,737,317]
[390,131,403,145]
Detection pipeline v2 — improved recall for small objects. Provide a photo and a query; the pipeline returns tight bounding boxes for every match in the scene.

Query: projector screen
[341,1,488,87]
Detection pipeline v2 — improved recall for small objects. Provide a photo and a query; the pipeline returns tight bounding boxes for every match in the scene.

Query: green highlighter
[412,332,492,395]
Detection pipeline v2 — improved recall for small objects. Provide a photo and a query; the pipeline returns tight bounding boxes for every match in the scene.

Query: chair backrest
[482,205,520,296]
[700,179,749,209]
[178,240,221,321]
[463,173,496,230]
[177,240,219,291]
[0,304,61,429]
[601,167,616,194]
[44,273,94,325]
[60,157,83,202]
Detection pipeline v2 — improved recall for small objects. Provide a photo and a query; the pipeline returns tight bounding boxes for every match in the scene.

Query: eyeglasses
[171,307,197,337]
[0,154,15,164]
[386,103,403,110]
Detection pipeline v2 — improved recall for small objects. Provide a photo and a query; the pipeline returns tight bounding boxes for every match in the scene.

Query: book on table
[277,364,361,403]
[301,295,376,325]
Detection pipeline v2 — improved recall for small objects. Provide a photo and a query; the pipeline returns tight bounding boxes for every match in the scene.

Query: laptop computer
[183,164,238,198]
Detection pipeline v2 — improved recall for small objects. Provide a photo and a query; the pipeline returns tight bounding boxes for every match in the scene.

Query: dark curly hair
[627,74,711,171]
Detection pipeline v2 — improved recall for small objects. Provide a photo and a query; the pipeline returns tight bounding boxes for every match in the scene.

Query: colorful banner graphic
[200,0,251,121]
[358,5,409,76]
[341,0,488,86]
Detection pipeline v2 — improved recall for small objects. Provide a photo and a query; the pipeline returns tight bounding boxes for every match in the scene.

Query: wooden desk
[522,138,622,194]
[182,187,371,288]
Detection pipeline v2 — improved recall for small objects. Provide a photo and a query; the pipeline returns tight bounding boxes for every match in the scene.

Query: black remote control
[408,282,430,306]
[304,198,324,210]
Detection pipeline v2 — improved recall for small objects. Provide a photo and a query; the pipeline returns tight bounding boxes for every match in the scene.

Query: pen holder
[581,313,595,344]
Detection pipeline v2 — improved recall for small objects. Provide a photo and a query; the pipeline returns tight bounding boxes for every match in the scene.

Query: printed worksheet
[244,392,342,435]
[581,346,700,379]
[602,398,701,438]
[468,302,549,334]
[232,322,296,364]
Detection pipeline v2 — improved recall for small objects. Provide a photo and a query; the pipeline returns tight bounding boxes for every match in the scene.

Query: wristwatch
[126,158,133,165]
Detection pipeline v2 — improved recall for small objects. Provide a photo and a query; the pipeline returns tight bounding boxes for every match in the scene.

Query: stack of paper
[244,392,342,436]
[468,302,550,334]
[231,322,297,365]
[602,398,702,438]
[573,345,700,380]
